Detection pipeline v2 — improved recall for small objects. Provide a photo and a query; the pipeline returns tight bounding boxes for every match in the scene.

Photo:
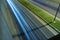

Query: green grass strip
[18,0,60,31]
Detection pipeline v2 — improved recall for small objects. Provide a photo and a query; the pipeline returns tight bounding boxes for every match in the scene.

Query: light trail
[6,0,60,40]
[6,0,38,40]
[6,0,30,40]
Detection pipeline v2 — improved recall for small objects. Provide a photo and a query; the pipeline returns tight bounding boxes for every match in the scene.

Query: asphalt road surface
[7,0,59,40]
[1,0,59,40]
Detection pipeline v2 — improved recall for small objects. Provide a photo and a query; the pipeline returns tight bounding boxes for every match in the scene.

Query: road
[6,0,59,40]
[1,0,25,40]
[1,0,59,40]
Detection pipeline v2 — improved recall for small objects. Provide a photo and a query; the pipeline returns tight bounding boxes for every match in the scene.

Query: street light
[53,3,60,23]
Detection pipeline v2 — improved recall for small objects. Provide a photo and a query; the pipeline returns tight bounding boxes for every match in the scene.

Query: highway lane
[23,2,60,32]
[10,0,47,40]
[1,7,13,40]
[29,0,60,18]
[8,0,59,40]
[6,0,32,40]
[18,2,58,39]
[31,0,58,10]
[17,0,60,32]
[0,0,60,40]
[7,0,39,40]
[46,0,60,3]
[1,0,25,40]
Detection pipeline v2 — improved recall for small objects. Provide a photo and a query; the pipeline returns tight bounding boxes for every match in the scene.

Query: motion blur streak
[6,0,30,40]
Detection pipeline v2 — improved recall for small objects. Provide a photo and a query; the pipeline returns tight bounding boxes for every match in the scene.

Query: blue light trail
[6,0,30,40]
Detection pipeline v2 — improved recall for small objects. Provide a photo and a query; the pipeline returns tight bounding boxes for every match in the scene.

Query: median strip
[18,0,60,31]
